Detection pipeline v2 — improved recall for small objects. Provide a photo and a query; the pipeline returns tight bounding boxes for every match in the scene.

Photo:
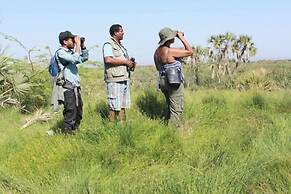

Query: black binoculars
[80,37,85,44]
[129,57,136,72]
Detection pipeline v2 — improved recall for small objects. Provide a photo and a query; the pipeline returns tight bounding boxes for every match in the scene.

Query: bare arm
[103,42,134,68]
[168,32,193,58]
[74,36,81,54]
[154,54,160,71]
[104,56,134,68]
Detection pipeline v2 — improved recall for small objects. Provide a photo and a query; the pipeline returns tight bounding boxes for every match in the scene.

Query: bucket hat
[158,27,177,46]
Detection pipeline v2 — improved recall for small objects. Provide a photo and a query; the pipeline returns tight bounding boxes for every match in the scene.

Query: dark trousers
[63,88,83,131]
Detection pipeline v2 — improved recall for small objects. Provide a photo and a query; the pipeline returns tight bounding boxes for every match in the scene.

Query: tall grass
[0,62,290,193]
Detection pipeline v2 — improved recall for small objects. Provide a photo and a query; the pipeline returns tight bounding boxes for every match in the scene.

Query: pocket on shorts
[107,83,117,99]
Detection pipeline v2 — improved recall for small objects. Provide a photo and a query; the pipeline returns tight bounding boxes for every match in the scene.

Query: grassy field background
[0,61,290,193]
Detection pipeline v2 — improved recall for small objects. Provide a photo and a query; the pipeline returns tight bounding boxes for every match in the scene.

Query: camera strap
[110,38,129,59]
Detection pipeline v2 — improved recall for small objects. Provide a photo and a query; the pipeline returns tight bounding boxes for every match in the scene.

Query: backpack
[48,49,61,77]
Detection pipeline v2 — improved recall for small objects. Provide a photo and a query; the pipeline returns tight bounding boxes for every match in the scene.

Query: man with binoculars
[56,30,89,134]
[103,24,136,121]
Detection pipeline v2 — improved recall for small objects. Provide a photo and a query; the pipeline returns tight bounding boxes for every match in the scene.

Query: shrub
[21,71,51,112]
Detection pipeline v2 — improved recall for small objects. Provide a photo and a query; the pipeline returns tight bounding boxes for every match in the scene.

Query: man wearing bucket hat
[55,30,89,134]
[154,27,193,127]
[102,24,135,121]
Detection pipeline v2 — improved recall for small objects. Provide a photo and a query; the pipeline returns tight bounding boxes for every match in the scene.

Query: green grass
[0,62,290,193]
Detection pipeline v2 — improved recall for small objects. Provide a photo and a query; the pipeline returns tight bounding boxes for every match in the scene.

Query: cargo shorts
[106,81,130,111]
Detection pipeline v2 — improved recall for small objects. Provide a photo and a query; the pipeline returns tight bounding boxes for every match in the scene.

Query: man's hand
[176,31,185,39]
[74,36,81,47]
[126,59,135,68]
[130,57,136,71]
[74,36,81,54]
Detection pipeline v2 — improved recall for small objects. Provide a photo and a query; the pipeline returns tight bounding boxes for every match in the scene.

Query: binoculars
[129,57,136,72]
[80,37,85,44]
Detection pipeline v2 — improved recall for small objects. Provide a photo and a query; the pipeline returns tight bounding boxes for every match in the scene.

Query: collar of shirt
[60,46,74,53]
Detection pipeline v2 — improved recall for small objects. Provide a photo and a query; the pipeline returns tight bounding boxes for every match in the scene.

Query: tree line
[186,32,256,83]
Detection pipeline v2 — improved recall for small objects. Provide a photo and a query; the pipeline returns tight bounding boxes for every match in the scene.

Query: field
[0,60,290,193]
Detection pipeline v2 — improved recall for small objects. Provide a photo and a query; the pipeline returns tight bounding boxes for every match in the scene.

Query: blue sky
[0,0,290,64]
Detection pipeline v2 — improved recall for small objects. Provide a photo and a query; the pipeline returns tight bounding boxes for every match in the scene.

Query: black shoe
[62,128,76,135]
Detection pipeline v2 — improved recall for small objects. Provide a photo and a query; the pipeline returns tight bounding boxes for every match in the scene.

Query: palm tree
[0,52,31,108]
[223,32,235,59]
[249,46,257,58]
[208,32,258,79]
[233,35,256,64]
[191,46,206,85]
[208,35,224,58]
[208,34,227,81]
[221,32,236,75]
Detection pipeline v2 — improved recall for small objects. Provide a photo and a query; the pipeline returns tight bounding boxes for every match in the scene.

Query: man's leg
[108,110,116,121]
[107,82,121,122]
[163,91,170,121]
[168,83,184,127]
[75,89,83,130]
[119,108,126,121]
[160,81,170,122]
[119,81,130,121]
[63,89,77,133]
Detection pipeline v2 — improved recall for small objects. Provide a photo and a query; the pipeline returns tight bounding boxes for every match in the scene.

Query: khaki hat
[158,27,177,46]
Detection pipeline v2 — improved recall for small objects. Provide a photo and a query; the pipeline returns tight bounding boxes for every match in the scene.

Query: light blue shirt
[56,47,89,87]
[103,42,128,59]
[103,43,114,57]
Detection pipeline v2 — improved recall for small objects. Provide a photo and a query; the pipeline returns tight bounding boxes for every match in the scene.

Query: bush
[21,71,51,112]
[267,65,291,89]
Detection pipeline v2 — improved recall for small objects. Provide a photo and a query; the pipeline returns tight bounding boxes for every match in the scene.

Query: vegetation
[0,33,290,193]
[0,57,290,193]
[184,33,257,85]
